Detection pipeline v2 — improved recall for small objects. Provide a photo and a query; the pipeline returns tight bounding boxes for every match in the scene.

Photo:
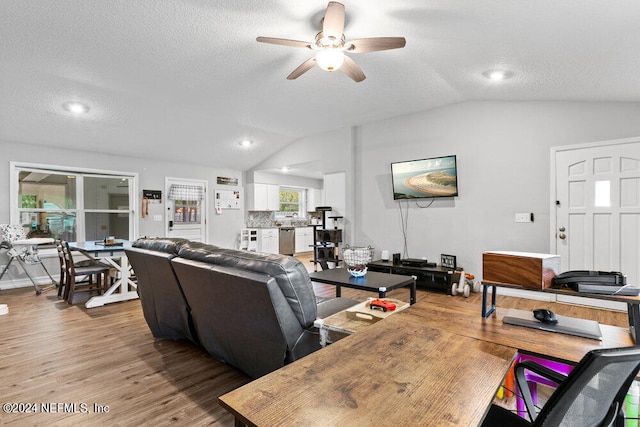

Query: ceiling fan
[257,1,406,82]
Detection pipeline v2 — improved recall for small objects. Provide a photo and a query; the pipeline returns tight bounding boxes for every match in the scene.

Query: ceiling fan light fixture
[316,31,344,49]
[315,49,344,72]
[257,2,405,81]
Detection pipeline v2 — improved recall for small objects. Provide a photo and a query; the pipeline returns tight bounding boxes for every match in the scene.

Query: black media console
[367,259,458,294]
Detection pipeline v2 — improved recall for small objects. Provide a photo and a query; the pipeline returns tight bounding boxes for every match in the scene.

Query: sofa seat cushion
[178,242,318,327]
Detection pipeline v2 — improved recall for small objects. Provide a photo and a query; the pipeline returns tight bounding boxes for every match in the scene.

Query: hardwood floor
[0,287,250,426]
[0,268,627,426]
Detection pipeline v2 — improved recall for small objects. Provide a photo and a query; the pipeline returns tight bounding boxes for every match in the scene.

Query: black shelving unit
[367,259,459,294]
[311,207,343,271]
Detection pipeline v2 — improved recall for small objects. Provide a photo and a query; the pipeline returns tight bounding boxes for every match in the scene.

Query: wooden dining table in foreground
[219,297,634,426]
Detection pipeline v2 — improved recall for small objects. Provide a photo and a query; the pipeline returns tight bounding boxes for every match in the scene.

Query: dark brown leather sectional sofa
[126,237,357,378]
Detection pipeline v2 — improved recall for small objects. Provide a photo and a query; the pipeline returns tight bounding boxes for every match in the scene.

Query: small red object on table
[370,299,396,312]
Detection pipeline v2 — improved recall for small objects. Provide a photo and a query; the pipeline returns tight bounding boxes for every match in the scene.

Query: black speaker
[392,253,401,264]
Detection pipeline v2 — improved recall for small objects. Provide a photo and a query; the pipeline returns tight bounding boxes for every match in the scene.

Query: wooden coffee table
[314,298,410,347]
[309,268,417,304]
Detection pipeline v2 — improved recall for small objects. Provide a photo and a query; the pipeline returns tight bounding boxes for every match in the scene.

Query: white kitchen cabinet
[294,226,314,253]
[259,228,279,254]
[307,188,323,211]
[246,184,279,211]
[266,185,279,210]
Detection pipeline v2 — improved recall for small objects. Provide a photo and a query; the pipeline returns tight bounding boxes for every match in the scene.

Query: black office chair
[482,346,640,427]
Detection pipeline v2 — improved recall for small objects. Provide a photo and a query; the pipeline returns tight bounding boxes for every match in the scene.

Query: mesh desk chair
[0,224,57,294]
[483,346,640,427]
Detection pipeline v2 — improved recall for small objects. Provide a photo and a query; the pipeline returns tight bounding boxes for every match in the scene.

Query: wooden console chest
[483,251,561,289]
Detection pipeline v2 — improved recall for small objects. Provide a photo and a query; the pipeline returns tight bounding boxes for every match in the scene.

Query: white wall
[249,127,353,179]
[253,171,322,189]
[355,101,640,278]
[0,139,244,287]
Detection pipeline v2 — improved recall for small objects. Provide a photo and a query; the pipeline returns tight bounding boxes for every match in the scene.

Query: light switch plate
[153,215,162,221]
[515,213,532,223]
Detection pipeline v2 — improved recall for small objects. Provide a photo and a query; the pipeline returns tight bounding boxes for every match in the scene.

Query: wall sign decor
[217,177,238,186]
[142,189,162,200]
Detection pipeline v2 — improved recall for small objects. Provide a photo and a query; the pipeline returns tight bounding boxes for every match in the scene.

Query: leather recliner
[126,238,358,378]
[127,238,198,344]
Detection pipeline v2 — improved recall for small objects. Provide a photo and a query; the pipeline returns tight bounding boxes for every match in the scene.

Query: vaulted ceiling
[2,0,640,171]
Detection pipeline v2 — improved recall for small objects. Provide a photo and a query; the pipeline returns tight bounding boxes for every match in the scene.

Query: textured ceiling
[2,0,640,173]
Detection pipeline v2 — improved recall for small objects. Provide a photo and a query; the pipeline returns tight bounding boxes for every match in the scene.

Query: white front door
[552,137,640,304]
[165,178,207,242]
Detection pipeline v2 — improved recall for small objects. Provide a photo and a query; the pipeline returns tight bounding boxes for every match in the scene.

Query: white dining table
[68,240,138,308]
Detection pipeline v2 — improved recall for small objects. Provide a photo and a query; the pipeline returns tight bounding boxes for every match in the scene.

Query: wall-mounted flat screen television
[391,155,458,200]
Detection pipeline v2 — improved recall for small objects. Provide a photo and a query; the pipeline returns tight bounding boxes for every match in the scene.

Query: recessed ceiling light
[281,167,290,173]
[238,139,253,147]
[63,101,90,114]
[483,69,514,81]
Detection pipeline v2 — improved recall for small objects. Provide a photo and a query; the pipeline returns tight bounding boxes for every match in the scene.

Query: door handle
[169,220,173,229]
[559,233,566,240]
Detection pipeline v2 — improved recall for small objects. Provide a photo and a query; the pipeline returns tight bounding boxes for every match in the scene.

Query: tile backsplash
[246,211,310,228]
[246,211,275,228]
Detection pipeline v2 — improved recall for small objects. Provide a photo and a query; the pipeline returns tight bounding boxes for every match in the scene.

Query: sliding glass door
[12,164,136,242]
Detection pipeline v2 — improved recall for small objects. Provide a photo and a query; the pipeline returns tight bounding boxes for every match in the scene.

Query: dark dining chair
[56,240,66,298]
[62,241,112,305]
[482,346,640,426]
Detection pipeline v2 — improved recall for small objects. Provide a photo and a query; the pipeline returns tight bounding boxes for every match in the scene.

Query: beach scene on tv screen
[393,156,457,199]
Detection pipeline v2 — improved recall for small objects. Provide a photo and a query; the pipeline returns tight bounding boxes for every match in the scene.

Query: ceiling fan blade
[340,55,365,82]
[322,2,345,38]
[347,37,407,53]
[287,58,317,80]
[256,36,312,49]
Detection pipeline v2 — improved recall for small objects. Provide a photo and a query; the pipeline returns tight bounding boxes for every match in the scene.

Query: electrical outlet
[515,213,532,223]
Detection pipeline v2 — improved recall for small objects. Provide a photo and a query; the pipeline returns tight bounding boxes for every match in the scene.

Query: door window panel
[594,180,611,207]
[173,200,201,224]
